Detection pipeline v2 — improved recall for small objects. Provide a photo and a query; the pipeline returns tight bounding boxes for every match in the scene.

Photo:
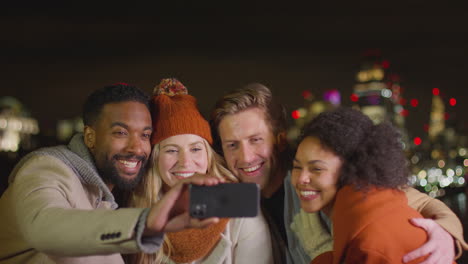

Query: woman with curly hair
[291,107,456,264]
[127,78,273,264]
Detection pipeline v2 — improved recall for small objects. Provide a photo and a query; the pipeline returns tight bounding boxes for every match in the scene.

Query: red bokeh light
[423,124,429,132]
[302,90,312,99]
[382,60,390,69]
[449,98,456,106]
[410,99,419,107]
[292,110,300,119]
[432,88,440,96]
[350,94,359,102]
[414,137,422,146]
[389,74,400,82]
[400,109,409,117]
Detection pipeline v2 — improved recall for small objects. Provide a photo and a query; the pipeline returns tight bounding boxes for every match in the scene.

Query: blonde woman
[128,78,273,264]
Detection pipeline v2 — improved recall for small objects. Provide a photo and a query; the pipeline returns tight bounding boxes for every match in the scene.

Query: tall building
[351,49,409,145]
[352,51,403,122]
[428,90,445,141]
[407,90,466,198]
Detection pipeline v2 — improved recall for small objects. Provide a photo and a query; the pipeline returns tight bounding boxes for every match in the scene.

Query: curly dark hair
[298,107,409,190]
[83,83,150,126]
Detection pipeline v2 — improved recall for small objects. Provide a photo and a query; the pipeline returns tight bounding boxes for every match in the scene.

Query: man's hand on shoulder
[403,218,455,264]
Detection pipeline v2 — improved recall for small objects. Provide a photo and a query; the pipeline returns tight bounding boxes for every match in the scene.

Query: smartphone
[189,183,260,218]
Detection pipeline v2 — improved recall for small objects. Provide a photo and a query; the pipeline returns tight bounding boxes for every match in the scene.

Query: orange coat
[311,186,447,264]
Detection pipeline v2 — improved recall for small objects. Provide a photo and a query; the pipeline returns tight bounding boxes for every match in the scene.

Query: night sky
[2,2,467,140]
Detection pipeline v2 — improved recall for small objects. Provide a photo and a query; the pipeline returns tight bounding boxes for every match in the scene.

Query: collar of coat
[9,133,117,209]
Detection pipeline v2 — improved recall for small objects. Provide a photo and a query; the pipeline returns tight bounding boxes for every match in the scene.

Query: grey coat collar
[9,133,117,209]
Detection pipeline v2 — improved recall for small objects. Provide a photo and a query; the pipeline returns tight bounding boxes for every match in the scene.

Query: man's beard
[98,154,148,191]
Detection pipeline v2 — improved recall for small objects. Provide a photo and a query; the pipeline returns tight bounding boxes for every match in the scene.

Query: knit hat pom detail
[150,78,212,145]
[153,78,188,96]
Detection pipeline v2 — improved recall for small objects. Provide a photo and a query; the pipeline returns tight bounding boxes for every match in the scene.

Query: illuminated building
[428,90,445,141]
[350,50,410,151]
[0,97,39,153]
[408,88,466,197]
[352,50,406,128]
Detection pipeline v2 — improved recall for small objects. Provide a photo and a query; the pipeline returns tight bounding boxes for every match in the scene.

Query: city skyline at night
[2,3,467,141]
[1,4,467,261]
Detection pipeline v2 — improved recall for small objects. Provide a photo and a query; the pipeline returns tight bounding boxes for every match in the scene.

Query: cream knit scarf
[290,209,333,261]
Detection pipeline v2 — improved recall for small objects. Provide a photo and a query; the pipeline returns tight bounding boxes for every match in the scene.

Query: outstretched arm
[403,187,467,262]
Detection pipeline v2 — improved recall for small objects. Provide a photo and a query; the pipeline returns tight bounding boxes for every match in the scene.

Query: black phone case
[189,183,259,218]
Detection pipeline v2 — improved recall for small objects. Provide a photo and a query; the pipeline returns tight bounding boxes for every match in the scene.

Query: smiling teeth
[300,190,318,196]
[242,164,261,172]
[119,160,137,168]
[173,172,195,178]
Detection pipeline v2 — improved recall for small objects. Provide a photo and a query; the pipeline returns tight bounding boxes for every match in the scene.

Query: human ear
[83,126,96,151]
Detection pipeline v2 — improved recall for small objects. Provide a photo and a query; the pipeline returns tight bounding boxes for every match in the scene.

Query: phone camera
[191,204,207,218]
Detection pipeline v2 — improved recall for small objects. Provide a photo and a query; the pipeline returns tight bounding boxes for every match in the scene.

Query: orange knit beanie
[151,78,212,145]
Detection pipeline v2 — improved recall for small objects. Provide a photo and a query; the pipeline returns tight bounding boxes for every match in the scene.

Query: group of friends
[0,78,467,264]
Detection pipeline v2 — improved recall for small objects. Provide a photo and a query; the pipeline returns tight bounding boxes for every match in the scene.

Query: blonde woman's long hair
[128,137,237,264]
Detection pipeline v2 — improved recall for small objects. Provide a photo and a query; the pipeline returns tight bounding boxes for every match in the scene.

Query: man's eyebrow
[222,133,261,142]
[110,122,153,132]
[223,140,238,145]
[110,122,128,129]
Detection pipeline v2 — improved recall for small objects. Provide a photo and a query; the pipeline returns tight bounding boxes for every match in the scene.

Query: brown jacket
[0,135,162,264]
